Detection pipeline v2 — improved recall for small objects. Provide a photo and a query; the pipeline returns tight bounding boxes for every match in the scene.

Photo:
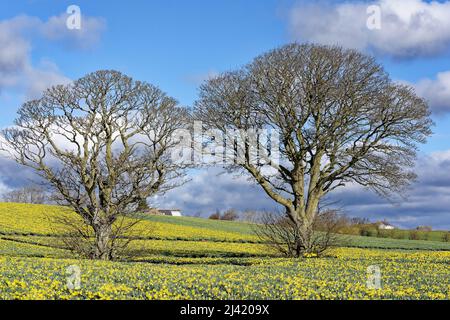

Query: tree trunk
[298,221,314,254]
[93,223,112,260]
[288,197,321,255]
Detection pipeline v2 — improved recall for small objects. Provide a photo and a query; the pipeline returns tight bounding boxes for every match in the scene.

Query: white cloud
[0,12,104,99]
[157,150,450,229]
[329,149,450,229]
[158,167,279,215]
[22,60,71,100]
[184,70,220,85]
[0,13,105,51]
[0,180,11,197]
[0,29,29,74]
[413,71,450,114]
[0,19,30,91]
[1,145,450,228]
[40,13,106,49]
[288,0,450,58]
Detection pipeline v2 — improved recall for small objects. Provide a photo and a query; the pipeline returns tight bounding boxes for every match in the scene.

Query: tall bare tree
[1,70,188,260]
[194,44,433,255]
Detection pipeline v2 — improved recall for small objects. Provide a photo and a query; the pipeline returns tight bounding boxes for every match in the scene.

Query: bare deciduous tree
[254,210,342,257]
[195,44,433,255]
[51,210,147,260]
[1,185,49,204]
[221,209,239,221]
[1,70,188,260]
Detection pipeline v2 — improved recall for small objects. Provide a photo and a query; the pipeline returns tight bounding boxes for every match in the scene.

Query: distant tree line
[1,186,50,204]
[208,209,240,221]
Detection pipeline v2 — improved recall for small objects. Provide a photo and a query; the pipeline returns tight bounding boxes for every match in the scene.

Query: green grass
[0,238,70,258]
[0,203,449,300]
[1,248,449,299]
[377,229,448,242]
[141,215,256,235]
[342,224,449,242]
[138,214,450,251]
[1,202,450,253]
[345,234,450,251]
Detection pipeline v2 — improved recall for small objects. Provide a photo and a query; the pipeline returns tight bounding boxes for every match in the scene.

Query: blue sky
[1,0,450,228]
[0,0,289,125]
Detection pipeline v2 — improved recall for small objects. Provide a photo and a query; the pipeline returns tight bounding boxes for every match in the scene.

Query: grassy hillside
[1,202,450,251]
[143,215,450,251]
[0,203,256,242]
[0,203,449,300]
[0,247,449,299]
[342,223,449,242]
[143,215,256,236]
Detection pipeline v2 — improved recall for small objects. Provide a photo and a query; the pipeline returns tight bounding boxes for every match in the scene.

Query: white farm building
[377,222,395,230]
[158,209,182,217]
[144,209,183,217]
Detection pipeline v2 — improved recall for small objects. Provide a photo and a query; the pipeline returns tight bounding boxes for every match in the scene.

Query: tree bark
[287,197,321,255]
[93,223,112,260]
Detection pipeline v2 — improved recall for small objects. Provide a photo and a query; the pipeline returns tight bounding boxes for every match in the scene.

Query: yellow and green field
[0,203,449,300]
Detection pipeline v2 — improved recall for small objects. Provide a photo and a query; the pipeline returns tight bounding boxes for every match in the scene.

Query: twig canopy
[195,44,433,254]
[1,70,188,259]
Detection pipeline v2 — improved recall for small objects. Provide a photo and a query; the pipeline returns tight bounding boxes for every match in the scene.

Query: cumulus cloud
[22,60,71,100]
[157,152,450,230]
[0,180,11,198]
[1,149,449,229]
[0,155,38,190]
[0,30,28,75]
[321,150,450,230]
[288,0,450,59]
[183,70,220,85]
[155,167,279,215]
[413,71,450,114]
[40,13,106,50]
[1,13,105,51]
[0,20,30,91]
[0,12,105,99]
